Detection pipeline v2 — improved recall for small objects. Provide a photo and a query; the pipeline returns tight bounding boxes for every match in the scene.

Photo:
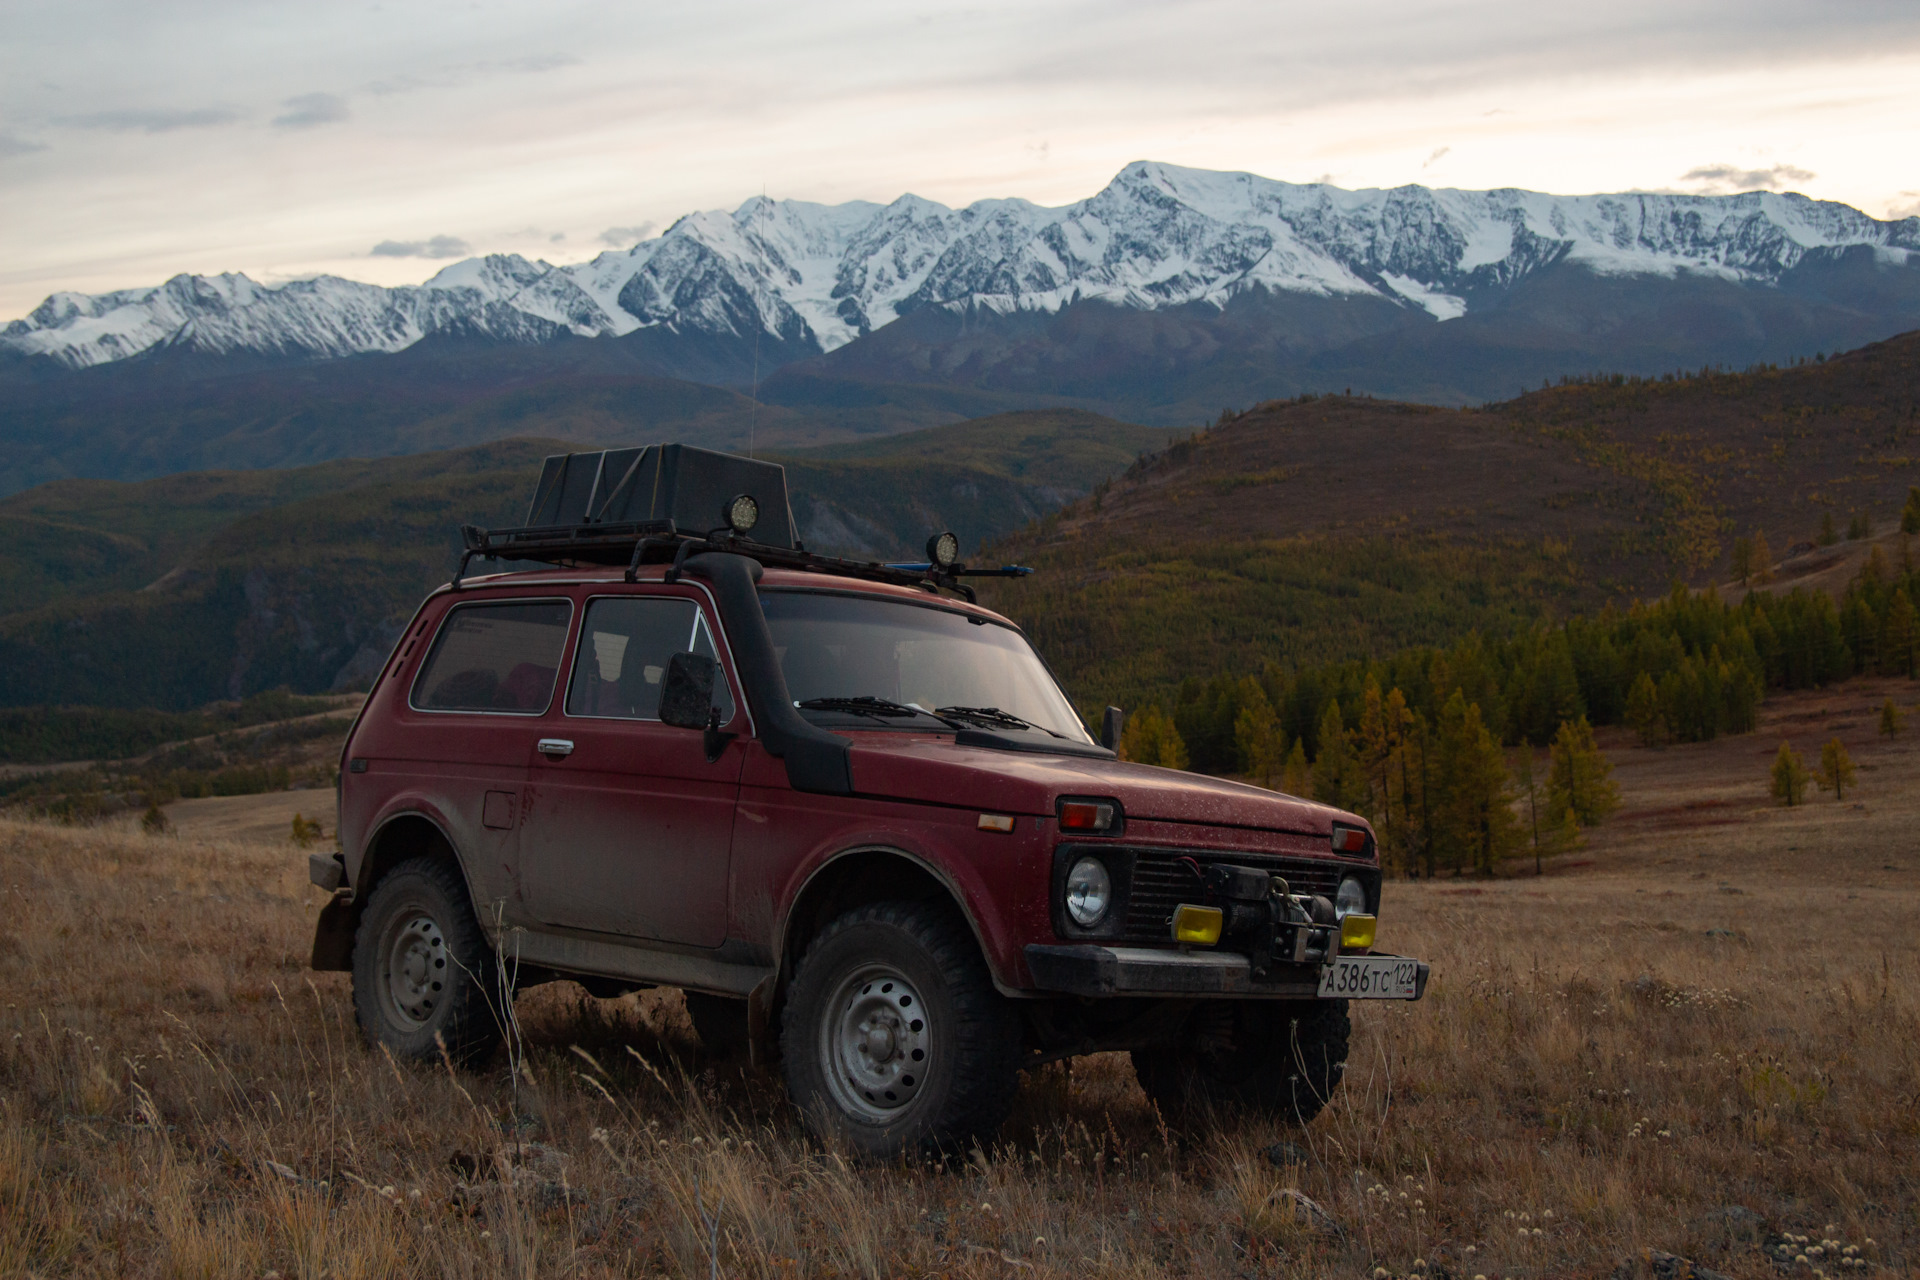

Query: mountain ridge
[12,162,1918,374]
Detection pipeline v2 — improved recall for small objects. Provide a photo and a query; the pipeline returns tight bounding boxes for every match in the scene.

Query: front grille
[1123,850,1346,942]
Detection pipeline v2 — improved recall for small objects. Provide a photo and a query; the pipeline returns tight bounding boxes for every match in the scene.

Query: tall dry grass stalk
[1,756,1915,1278]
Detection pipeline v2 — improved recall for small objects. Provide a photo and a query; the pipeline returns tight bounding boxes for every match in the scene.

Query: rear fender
[309,806,477,971]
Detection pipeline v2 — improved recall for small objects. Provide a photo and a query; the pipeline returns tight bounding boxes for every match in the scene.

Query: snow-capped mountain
[8,161,1919,372]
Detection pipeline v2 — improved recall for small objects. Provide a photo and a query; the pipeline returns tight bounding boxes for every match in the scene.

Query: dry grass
[4,680,1919,1278]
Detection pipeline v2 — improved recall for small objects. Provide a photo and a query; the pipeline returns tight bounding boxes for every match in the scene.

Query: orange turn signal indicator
[977,813,1015,833]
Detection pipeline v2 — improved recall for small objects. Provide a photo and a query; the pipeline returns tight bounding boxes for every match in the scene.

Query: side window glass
[690,611,737,725]
[411,600,571,714]
[567,597,736,724]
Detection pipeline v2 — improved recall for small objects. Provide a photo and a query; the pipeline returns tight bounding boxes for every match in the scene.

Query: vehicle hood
[843,731,1351,836]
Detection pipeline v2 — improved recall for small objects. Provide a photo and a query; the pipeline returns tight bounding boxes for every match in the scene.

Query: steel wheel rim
[819,962,931,1124]
[381,908,449,1029]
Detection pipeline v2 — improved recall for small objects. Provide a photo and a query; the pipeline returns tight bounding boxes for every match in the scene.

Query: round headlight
[724,493,760,535]
[1065,856,1112,928]
[1335,877,1368,919]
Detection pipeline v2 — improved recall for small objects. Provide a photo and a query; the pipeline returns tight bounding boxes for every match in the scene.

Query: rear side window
[411,600,572,714]
[566,596,735,724]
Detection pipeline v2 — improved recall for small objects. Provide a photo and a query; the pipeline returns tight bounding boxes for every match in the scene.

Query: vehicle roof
[442,564,1020,628]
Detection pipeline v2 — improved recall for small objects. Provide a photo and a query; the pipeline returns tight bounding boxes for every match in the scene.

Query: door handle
[537,738,574,758]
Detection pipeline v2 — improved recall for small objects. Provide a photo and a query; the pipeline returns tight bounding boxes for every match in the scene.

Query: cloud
[60,106,243,133]
[550,232,566,242]
[272,93,350,129]
[1679,162,1816,193]
[0,131,48,155]
[598,223,656,246]
[1888,194,1920,221]
[370,235,471,258]
[494,53,579,74]
[1423,146,1451,168]
[366,52,578,96]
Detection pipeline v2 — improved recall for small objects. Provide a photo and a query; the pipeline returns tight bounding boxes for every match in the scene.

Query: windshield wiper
[934,705,1069,740]
[795,696,932,722]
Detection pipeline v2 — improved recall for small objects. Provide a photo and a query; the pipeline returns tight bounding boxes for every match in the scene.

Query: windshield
[761,590,1092,742]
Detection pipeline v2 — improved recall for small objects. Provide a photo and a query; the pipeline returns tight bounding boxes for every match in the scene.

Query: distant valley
[0,411,1173,708]
[3,331,1916,714]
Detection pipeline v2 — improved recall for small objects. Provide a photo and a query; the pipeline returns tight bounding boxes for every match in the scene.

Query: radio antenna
[747,183,767,459]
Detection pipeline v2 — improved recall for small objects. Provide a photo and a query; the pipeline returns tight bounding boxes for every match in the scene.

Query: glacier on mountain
[7,161,1918,372]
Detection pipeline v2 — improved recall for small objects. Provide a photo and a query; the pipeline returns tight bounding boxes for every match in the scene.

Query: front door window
[564,598,735,725]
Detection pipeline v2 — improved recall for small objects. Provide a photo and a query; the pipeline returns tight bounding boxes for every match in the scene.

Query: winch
[1169,860,1347,980]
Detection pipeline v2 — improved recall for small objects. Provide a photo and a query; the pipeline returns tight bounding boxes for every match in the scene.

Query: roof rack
[451,520,1031,603]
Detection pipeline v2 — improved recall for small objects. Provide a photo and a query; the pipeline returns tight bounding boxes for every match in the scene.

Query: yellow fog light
[1339,913,1377,952]
[1171,904,1224,946]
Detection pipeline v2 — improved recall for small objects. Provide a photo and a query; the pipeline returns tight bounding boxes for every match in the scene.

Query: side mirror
[1100,705,1124,752]
[659,652,718,730]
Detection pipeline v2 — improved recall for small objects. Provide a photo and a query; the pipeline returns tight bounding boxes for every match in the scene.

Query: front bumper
[1025,943,1430,1000]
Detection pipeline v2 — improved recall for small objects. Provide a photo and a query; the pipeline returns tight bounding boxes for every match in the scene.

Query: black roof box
[524,445,797,548]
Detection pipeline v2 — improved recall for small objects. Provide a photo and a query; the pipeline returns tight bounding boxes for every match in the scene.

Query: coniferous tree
[1374,690,1421,877]
[1881,698,1906,740]
[1431,691,1522,876]
[1730,535,1755,585]
[1770,741,1810,806]
[1883,590,1917,677]
[1311,700,1370,816]
[1624,671,1668,746]
[1903,486,1920,535]
[1819,510,1838,546]
[1749,532,1774,584]
[1816,738,1858,800]
[1547,716,1620,826]
[1280,739,1313,798]
[1120,705,1189,769]
[1515,746,1545,875]
[1356,679,1389,788]
[1232,677,1285,786]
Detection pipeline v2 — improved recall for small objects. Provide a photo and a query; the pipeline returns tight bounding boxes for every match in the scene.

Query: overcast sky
[4,0,1919,317]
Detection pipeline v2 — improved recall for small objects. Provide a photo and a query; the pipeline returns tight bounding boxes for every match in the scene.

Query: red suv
[310,445,1425,1157]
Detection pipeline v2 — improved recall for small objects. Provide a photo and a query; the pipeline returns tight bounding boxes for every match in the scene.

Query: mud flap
[746,972,778,1067]
[310,891,361,971]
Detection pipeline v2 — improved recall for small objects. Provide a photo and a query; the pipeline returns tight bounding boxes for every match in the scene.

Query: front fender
[763,806,1054,992]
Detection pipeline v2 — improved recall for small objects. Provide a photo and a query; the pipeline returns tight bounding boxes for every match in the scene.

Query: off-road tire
[351,856,503,1067]
[683,991,750,1059]
[780,901,1019,1159]
[1131,1000,1349,1124]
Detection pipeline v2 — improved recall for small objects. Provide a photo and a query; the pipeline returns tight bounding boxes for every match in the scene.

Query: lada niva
[310,444,1427,1156]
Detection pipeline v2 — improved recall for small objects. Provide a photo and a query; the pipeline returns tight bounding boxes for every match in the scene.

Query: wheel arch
[311,810,475,971]
[777,846,1004,988]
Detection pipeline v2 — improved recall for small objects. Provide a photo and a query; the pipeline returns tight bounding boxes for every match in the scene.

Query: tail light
[1058,798,1119,832]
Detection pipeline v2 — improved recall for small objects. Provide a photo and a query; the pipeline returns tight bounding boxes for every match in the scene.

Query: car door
[519,589,745,946]
[396,596,574,921]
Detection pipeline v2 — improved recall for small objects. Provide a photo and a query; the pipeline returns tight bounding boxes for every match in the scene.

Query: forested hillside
[0,411,1168,709]
[978,330,1920,708]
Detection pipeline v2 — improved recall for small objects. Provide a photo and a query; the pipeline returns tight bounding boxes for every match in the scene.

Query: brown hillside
[1498,329,1920,577]
[977,330,1920,703]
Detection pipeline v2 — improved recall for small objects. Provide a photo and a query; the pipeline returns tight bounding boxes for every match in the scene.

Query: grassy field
[3,678,1917,1278]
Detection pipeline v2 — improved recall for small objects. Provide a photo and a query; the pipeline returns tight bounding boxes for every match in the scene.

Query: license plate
[1318,955,1420,1000]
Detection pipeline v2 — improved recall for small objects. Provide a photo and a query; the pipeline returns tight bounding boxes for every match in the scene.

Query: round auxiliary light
[1335,876,1368,920]
[1065,856,1112,928]
[724,493,760,536]
[927,530,960,570]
